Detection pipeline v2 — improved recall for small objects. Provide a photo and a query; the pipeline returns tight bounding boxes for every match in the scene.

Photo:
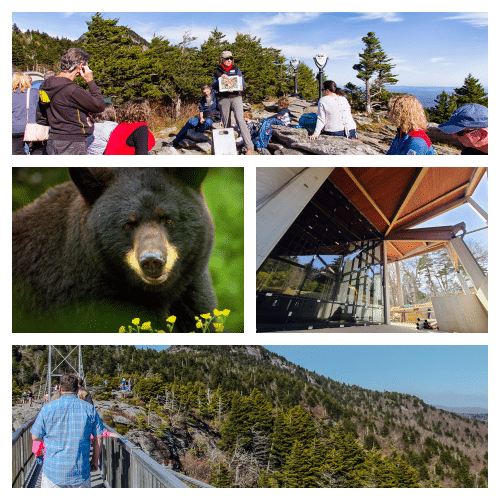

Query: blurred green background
[12,167,244,333]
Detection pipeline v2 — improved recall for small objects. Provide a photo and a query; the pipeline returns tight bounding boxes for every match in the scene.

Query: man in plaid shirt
[31,374,104,488]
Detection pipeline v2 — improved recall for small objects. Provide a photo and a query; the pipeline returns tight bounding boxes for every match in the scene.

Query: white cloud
[430,57,446,63]
[444,13,488,28]
[353,12,404,23]
[275,37,361,61]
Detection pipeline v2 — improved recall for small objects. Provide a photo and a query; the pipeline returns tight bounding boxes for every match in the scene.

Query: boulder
[113,415,133,425]
[427,123,462,148]
[186,129,211,143]
[271,126,383,155]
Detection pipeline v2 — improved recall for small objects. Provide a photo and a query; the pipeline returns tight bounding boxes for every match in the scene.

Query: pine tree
[454,73,488,107]
[353,32,398,114]
[427,91,458,123]
[83,13,142,102]
[210,461,232,487]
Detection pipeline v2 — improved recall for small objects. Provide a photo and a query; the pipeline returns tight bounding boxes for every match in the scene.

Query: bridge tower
[47,346,85,400]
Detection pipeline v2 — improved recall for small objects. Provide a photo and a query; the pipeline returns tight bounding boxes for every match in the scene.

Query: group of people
[12,47,156,155]
[30,373,118,488]
[13,47,487,155]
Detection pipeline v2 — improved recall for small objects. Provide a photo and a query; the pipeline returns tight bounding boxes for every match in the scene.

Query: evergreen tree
[353,32,398,113]
[427,91,458,123]
[83,13,142,102]
[210,461,232,487]
[454,73,488,107]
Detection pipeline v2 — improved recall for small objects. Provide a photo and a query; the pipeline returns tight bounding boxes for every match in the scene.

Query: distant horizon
[12,11,487,87]
[133,345,488,410]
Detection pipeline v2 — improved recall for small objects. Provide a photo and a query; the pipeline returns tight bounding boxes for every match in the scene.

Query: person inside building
[386,94,435,155]
[438,103,488,155]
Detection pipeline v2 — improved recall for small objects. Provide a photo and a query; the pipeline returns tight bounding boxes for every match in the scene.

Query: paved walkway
[273,323,447,333]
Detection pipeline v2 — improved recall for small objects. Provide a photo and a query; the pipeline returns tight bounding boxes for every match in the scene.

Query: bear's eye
[124,217,138,230]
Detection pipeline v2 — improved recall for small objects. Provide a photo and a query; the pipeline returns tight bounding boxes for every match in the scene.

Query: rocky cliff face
[151,97,461,155]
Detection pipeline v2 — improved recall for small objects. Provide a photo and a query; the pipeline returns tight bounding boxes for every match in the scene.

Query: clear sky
[133,345,488,409]
[12,10,488,87]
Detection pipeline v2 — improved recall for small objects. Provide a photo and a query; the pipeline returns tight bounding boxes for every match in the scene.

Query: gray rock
[113,415,133,425]
[186,129,211,143]
[195,142,212,153]
[157,127,177,136]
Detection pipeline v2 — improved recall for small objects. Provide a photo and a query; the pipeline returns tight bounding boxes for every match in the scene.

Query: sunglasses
[223,57,234,61]
[455,128,474,137]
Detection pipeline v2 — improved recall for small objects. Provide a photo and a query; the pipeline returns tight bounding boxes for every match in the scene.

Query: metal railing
[100,424,213,488]
[12,417,38,488]
[13,417,213,488]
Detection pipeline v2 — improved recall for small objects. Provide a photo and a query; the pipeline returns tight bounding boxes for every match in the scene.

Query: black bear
[12,167,217,332]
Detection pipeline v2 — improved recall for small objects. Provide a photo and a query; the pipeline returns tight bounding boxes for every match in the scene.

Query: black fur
[12,167,216,332]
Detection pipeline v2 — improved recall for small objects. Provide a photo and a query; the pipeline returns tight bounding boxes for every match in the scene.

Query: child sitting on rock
[263,98,292,127]
[235,110,258,148]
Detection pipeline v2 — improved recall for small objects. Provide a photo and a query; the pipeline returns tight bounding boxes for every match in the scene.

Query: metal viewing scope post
[314,53,328,99]
[290,58,300,97]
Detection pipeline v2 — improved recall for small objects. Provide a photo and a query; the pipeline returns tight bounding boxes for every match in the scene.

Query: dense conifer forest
[12,345,488,488]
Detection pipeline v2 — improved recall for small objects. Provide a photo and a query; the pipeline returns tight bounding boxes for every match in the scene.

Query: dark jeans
[323,129,358,139]
[174,117,213,144]
[47,139,87,155]
[12,134,26,155]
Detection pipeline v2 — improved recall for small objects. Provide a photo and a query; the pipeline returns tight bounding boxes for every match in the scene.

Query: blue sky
[133,345,488,408]
[12,11,488,87]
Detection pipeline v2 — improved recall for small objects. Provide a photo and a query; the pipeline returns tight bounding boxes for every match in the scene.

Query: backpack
[409,130,437,155]
[253,119,274,154]
[296,113,318,133]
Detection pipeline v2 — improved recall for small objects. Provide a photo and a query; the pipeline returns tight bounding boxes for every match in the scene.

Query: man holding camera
[36,48,105,155]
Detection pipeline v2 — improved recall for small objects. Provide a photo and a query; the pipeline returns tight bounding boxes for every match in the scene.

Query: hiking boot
[245,148,254,155]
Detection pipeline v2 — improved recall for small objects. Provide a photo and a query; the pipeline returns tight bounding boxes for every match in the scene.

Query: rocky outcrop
[151,97,462,155]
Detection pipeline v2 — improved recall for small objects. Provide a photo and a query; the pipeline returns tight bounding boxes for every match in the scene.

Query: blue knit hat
[438,103,488,134]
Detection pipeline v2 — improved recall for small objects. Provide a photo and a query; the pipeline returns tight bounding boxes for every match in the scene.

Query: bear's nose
[139,251,165,278]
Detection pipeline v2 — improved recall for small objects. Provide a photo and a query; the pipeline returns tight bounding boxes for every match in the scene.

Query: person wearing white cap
[438,103,488,155]
[212,51,254,155]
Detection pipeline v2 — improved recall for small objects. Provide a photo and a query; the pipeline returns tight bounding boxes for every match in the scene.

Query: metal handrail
[100,423,214,488]
[12,417,37,488]
[13,418,213,488]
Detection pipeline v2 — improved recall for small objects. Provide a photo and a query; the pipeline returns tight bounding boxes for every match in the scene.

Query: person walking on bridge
[31,373,104,488]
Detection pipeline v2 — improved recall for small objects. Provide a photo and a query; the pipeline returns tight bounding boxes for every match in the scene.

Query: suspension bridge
[12,346,213,488]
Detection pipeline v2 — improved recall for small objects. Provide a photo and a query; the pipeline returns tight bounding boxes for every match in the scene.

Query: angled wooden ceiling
[329,167,486,262]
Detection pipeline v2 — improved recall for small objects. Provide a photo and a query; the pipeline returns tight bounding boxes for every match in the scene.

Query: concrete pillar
[256,167,334,269]
[449,238,485,292]
[382,241,391,325]
[446,243,472,295]
[395,260,404,306]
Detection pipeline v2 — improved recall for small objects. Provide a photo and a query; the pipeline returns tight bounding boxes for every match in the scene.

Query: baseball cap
[221,51,233,59]
[438,103,488,134]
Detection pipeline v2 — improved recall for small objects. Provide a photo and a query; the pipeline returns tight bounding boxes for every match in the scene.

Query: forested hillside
[12,345,488,488]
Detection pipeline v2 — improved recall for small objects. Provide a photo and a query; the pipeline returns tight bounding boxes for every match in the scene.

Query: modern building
[256,167,487,333]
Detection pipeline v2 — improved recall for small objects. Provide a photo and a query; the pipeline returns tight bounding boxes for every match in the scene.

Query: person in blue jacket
[386,94,435,155]
[173,85,221,147]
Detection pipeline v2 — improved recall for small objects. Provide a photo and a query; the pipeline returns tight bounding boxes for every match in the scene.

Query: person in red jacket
[105,98,155,155]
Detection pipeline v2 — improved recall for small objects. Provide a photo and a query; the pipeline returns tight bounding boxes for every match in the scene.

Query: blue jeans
[323,129,358,139]
[174,117,213,143]
[262,117,287,127]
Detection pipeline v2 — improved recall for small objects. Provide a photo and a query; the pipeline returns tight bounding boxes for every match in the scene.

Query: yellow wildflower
[213,308,222,316]
[141,321,151,330]
[132,318,140,326]
[222,309,230,316]
[196,321,203,329]
[158,330,166,333]
[119,326,126,333]
[200,313,211,320]
[213,323,224,332]
[166,315,177,323]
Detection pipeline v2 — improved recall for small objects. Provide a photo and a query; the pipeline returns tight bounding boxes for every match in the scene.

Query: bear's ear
[68,168,113,204]
[169,168,209,189]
